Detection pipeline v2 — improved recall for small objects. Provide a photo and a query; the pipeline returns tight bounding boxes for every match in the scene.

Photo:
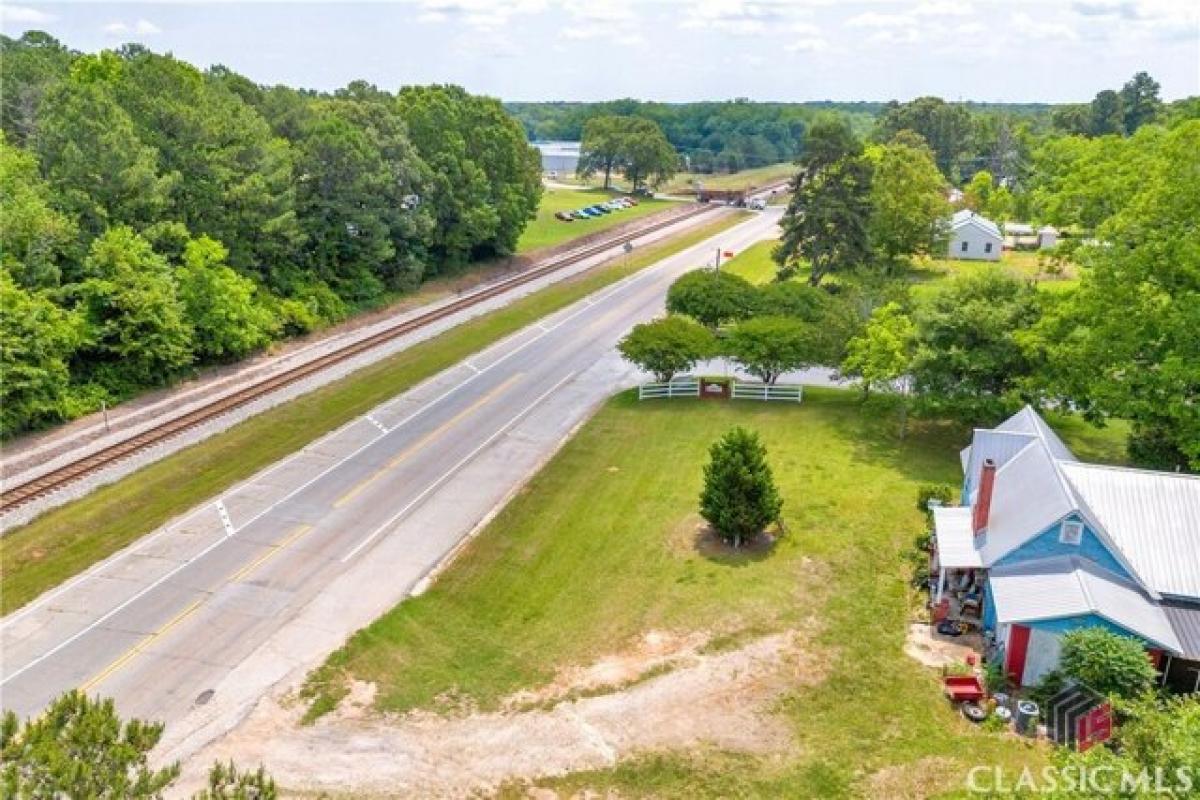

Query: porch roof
[989,556,1182,653]
[933,505,982,568]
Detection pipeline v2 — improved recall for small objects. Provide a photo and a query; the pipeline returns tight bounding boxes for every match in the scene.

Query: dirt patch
[860,755,964,799]
[666,515,779,559]
[180,629,826,798]
[903,623,984,670]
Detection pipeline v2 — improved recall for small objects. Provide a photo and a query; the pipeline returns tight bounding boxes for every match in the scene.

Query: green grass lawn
[0,213,749,615]
[720,240,779,285]
[663,163,797,195]
[911,250,1079,295]
[516,188,673,253]
[303,390,1118,795]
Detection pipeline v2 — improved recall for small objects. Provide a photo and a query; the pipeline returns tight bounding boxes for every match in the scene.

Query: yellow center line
[333,372,524,508]
[79,523,313,693]
[227,523,314,583]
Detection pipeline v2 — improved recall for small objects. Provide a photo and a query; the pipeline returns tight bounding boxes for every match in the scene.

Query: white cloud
[682,0,795,35]
[1012,11,1079,41]
[846,11,915,29]
[561,1,644,48]
[418,0,546,31]
[786,35,830,52]
[911,1,974,17]
[102,19,162,37]
[0,4,56,24]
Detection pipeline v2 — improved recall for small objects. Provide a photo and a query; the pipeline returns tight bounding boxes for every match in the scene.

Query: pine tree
[699,427,782,548]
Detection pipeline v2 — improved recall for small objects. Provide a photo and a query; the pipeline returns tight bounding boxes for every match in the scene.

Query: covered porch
[930,505,986,630]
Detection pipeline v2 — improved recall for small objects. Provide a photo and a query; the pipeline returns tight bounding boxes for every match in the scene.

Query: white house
[1037,225,1059,250]
[948,210,1003,261]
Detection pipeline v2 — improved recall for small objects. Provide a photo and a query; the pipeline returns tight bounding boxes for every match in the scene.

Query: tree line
[0,32,542,437]
[508,99,837,173]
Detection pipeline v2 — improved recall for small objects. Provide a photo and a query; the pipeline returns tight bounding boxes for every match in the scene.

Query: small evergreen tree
[699,427,782,548]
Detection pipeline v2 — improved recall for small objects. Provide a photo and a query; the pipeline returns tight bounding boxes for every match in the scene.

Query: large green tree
[909,268,1041,420]
[618,316,714,383]
[176,237,277,361]
[841,302,915,399]
[621,117,678,190]
[775,116,874,286]
[577,115,625,189]
[70,227,194,390]
[726,316,824,383]
[398,84,541,265]
[35,60,170,239]
[0,270,81,435]
[866,133,949,266]
[111,47,304,278]
[665,269,756,329]
[0,136,77,288]
[1035,121,1199,469]
[874,96,973,179]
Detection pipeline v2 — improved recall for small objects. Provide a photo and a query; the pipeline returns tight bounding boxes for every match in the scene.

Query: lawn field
[304,391,1123,795]
[516,187,673,253]
[912,250,1079,294]
[663,162,797,195]
[720,239,779,284]
[0,213,749,615]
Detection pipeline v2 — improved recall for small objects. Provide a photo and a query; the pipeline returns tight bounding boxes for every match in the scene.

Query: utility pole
[714,247,722,270]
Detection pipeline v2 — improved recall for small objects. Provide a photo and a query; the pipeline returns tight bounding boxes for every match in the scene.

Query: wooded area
[0,32,542,436]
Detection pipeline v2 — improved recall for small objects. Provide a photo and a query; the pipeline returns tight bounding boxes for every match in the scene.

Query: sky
[2,0,1198,103]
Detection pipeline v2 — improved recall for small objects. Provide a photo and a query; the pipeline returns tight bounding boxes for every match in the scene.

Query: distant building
[1038,225,1059,250]
[948,210,1002,261]
[535,141,581,174]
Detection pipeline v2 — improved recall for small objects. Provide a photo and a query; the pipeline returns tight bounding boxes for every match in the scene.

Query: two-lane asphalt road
[1,208,781,753]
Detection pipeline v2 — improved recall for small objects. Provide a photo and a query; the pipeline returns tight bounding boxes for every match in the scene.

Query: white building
[1037,225,1059,250]
[948,210,1003,261]
[534,141,580,174]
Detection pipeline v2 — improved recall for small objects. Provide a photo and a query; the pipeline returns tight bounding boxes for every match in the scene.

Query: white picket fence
[638,378,700,400]
[731,382,803,402]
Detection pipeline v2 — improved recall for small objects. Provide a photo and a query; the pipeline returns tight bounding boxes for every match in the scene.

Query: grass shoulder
[0,212,747,615]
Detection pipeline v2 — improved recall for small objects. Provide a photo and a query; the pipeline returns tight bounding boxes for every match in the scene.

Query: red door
[1006,625,1031,685]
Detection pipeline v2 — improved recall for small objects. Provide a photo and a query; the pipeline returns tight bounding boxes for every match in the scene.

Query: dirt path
[178,629,826,798]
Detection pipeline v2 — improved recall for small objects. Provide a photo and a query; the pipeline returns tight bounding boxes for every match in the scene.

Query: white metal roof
[1005,222,1034,235]
[950,209,1002,239]
[961,430,1041,492]
[933,506,982,568]
[990,556,1183,652]
[996,406,1075,462]
[977,441,1077,565]
[1059,462,1200,599]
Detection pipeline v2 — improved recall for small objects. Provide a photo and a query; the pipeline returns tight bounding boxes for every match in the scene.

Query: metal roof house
[932,406,1200,692]
[948,210,1003,261]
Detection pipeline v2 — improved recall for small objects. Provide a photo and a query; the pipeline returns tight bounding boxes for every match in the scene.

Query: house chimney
[973,458,997,536]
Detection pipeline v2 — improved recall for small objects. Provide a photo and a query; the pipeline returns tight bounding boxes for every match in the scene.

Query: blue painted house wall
[992,514,1131,580]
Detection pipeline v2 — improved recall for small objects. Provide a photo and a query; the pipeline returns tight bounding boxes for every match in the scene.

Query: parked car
[572,210,592,219]
[554,210,575,221]
[624,197,639,206]
[589,205,611,214]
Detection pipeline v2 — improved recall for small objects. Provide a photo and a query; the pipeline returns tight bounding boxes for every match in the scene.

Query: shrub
[665,269,756,329]
[1059,627,1157,699]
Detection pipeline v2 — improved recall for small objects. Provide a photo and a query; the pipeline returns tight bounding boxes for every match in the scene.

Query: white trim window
[1059,520,1084,545]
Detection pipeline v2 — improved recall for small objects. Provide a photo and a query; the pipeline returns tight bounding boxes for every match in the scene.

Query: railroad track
[1,202,732,513]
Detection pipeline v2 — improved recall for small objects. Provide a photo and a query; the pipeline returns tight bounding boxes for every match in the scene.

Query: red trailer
[943,674,985,703]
